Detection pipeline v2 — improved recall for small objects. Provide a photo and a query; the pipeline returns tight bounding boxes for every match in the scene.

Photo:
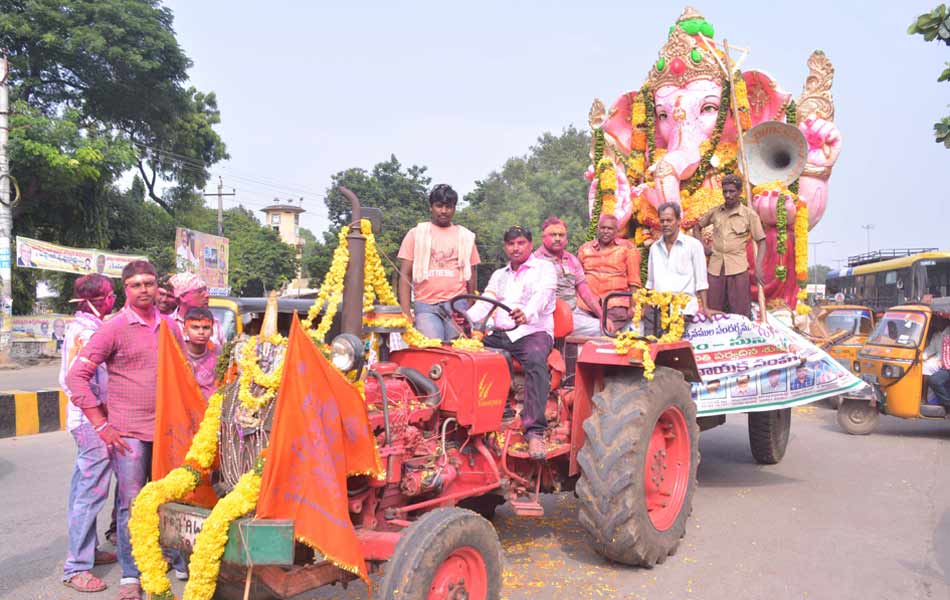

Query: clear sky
[162,0,948,268]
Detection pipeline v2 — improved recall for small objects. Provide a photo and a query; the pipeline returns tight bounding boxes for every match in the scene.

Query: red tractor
[159,194,747,599]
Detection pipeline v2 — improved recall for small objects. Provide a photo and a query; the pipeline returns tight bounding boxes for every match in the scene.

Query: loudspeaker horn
[743,121,808,186]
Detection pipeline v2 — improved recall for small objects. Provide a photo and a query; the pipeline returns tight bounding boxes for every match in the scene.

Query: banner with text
[175,227,230,296]
[12,314,73,354]
[15,237,147,279]
[684,313,864,415]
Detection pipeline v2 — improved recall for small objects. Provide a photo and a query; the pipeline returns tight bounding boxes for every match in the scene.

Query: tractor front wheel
[576,367,699,567]
[836,398,879,435]
[748,408,791,465]
[378,508,502,600]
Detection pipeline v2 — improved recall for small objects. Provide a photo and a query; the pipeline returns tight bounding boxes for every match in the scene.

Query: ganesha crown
[647,22,724,89]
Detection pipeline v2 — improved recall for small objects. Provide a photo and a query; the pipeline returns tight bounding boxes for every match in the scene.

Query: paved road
[0,363,61,391]
[2,404,948,600]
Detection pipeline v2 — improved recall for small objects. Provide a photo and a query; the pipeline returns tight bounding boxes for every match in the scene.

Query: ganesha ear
[722,70,792,141]
[601,90,640,155]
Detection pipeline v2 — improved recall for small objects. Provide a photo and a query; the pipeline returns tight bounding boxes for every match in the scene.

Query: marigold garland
[130,467,201,598]
[133,391,224,598]
[794,198,809,284]
[588,157,617,240]
[615,289,691,379]
[237,336,286,412]
[182,460,264,600]
[734,73,752,130]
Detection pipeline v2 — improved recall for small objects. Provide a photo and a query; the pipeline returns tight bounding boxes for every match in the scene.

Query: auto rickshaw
[208,296,324,341]
[817,305,876,373]
[836,298,950,434]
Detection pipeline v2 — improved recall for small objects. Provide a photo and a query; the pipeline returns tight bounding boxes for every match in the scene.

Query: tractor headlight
[881,364,904,379]
[852,360,861,373]
[330,334,365,373]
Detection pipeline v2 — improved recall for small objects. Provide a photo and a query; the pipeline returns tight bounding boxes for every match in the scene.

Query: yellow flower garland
[680,187,724,226]
[595,157,617,219]
[734,76,752,130]
[182,466,263,600]
[794,198,809,283]
[237,336,286,412]
[133,391,224,598]
[130,467,201,598]
[614,289,691,379]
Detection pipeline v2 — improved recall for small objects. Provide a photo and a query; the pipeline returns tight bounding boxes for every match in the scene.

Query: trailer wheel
[748,408,791,464]
[836,398,879,435]
[576,367,698,567]
[378,508,502,600]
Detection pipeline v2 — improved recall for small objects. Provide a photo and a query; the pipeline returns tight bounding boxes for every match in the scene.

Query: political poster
[175,228,230,296]
[12,314,73,354]
[15,237,147,279]
[684,313,864,415]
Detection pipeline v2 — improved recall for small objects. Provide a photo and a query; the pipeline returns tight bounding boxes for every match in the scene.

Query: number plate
[159,504,209,553]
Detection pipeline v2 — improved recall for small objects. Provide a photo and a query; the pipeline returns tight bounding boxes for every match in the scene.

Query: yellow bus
[825,249,950,313]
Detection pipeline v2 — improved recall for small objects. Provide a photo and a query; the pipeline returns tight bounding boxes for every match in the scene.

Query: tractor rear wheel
[576,367,699,567]
[836,398,879,435]
[748,408,791,465]
[378,508,502,600]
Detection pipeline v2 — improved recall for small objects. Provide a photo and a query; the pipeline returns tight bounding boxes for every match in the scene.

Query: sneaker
[174,570,189,581]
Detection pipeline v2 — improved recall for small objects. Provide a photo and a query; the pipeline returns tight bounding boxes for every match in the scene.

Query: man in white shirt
[647,202,710,319]
[468,225,556,459]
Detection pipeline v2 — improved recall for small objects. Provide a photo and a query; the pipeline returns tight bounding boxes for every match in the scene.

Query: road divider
[0,390,67,438]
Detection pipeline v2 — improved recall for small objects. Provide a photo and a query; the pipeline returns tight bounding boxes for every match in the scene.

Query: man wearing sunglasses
[467,225,557,460]
[67,260,168,600]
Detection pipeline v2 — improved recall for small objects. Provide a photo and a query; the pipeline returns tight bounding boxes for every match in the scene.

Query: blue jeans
[930,369,950,407]
[414,301,462,342]
[113,437,152,582]
[63,422,114,580]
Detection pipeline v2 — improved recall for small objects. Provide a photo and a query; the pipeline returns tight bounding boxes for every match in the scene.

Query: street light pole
[0,54,12,362]
[809,240,836,282]
[861,224,874,253]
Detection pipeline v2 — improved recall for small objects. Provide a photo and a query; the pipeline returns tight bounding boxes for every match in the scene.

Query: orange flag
[257,314,382,583]
[153,320,218,508]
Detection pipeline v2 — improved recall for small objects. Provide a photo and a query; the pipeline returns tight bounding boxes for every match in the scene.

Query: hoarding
[175,228,230,296]
[15,236,147,279]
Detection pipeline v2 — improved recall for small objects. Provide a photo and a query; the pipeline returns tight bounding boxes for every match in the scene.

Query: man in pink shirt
[467,226,557,459]
[532,216,604,336]
[169,272,226,350]
[67,260,165,600]
[61,274,117,593]
[398,184,480,342]
[181,307,221,399]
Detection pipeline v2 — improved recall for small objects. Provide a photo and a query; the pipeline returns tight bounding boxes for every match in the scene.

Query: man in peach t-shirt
[398,184,480,341]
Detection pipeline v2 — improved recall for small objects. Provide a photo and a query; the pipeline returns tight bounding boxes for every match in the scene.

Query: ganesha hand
[799,114,841,171]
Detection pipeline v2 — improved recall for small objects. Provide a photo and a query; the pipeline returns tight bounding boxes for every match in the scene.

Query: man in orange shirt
[398,184,480,342]
[577,214,642,331]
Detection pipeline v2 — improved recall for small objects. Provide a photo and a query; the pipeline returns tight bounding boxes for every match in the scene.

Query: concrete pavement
[1,404,948,599]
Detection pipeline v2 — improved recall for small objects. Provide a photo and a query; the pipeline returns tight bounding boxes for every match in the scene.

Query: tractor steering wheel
[449,294,518,334]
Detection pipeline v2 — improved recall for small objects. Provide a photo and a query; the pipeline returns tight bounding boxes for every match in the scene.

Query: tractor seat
[509,300,572,389]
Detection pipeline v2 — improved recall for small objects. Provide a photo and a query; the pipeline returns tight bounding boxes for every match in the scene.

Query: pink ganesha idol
[585,7,841,310]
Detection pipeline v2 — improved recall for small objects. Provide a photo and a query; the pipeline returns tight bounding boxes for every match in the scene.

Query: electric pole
[0,54,13,361]
[203,176,235,236]
[861,224,874,253]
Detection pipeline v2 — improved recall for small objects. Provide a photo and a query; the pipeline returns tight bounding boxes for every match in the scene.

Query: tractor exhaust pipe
[339,186,365,338]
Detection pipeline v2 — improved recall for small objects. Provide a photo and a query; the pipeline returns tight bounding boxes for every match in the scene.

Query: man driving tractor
[466,225,557,460]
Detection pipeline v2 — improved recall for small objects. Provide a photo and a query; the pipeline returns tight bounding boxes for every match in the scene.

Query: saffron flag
[152,320,217,508]
[257,314,382,583]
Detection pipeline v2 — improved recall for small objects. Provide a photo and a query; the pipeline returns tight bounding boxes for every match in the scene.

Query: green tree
[909,4,950,147]
[808,264,832,284]
[457,127,591,278]
[322,155,432,276]
[0,0,228,212]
